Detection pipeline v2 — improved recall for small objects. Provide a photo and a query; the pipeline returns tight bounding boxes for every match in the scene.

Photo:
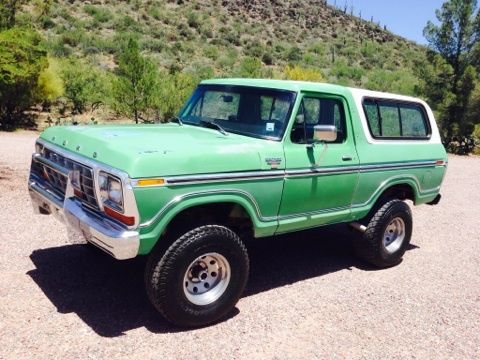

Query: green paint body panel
[38,79,447,256]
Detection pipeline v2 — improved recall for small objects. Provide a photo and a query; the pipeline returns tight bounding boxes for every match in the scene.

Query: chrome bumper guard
[28,173,139,260]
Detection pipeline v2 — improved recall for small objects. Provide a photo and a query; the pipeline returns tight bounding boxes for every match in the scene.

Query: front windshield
[178,84,296,140]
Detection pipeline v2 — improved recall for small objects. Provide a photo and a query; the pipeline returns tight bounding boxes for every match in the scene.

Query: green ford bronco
[29,79,447,327]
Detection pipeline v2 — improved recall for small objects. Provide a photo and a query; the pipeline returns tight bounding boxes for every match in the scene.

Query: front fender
[136,189,279,254]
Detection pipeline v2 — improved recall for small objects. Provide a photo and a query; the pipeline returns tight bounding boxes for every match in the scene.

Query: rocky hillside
[18,0,425,93]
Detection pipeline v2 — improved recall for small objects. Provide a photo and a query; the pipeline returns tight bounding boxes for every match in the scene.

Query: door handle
[342,155,353,161]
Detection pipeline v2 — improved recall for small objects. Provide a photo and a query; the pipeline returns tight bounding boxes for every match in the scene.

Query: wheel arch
[139,191,273,255]
[378,182,417,203]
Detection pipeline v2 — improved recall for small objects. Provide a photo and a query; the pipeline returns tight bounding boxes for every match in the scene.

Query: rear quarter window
[362,98,431,140]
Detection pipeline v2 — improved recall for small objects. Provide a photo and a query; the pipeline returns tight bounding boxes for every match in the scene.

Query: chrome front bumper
[28,177,140,260]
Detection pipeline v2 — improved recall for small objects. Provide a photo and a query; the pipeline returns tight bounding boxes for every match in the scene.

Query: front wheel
[354,199,412,268]
[145,225,249,327]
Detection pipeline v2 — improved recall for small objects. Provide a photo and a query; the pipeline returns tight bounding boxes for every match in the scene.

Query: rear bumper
[28,176,139,260]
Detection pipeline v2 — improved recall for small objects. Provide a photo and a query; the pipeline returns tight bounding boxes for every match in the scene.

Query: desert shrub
[217,55,236,72]
[40,16,55,29]
[237,57,263,78]
[365,68,418,96]
[286,46,302,62]
[244,42,264,58]
[177,23,194,40]
[115,15,141,32]
[309,43,326,55]
[283,65,324,82]
[204,45,219,60]
[331,60,364,83]
[224,30,240,45]
[47,39,73,57]
[84,5,112,24]
[187,11,200,28]
[262,52,274,65]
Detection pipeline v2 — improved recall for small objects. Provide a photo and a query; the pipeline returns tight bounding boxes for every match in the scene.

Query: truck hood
[39,124,284,178]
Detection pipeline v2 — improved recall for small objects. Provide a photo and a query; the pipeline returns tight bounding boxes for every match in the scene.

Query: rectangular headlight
[98,171,124,211]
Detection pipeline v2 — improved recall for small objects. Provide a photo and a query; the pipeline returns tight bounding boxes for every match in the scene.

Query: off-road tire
[145,225,249,327]
[354,199,412,268]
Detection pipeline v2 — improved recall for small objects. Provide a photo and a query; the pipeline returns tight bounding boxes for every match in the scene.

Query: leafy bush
[37,57,64,104]
[59,57,110,114]
[237,57,263,78]
[331,60,364,84]
[40,16,55,29]
[365,69,418,96]
[204,45,219,60]
[187,11,200,29]
[286,46,302,62]
[0,28,47,129]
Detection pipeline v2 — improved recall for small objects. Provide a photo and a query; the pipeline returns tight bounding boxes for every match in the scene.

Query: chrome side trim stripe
[285,165,358,178]
[143,160,444,187]
[166,170,285,185]
[358,160,439,173]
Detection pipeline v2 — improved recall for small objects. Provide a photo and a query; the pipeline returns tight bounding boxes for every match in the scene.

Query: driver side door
[277,92,359,233]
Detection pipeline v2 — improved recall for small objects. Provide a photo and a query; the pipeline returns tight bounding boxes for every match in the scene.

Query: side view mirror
[313,125,337,142]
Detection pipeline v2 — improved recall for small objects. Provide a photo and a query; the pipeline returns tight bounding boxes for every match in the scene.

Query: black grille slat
[32,147,99,210]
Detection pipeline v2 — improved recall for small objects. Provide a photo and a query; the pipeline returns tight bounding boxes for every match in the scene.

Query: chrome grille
[33,145,99,210]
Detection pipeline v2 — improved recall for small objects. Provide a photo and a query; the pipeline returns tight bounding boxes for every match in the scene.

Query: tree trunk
[134,108,138,124]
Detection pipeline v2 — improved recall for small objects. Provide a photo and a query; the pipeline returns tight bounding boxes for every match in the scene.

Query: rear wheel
[145,225,249,327]
[354,199,412,268]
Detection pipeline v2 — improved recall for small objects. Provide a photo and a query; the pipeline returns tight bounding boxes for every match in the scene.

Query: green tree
[156,71,198,121]
[113,38,159,123]
[0,27,47,129]
[423,0,480,142]
[59,57,109,114]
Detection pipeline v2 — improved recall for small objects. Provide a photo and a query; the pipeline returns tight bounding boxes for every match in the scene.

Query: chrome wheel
[383,217,405,254]
[183,252,231,306]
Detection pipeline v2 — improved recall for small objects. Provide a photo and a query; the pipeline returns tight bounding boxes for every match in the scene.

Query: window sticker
[266,122,275,132]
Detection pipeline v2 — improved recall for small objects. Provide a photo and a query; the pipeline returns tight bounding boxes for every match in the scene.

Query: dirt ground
[0,131,479,359]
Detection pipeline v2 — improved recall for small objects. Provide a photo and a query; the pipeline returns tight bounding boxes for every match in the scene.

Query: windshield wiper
[168,116,183,126]
[199,120,228,136]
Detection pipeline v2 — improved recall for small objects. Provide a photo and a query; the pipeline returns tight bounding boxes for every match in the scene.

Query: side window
[400,106,428,137]
[363,98,430,139]
[378,103,400,137]
[363,99,380,136]
[291,97,347,144]
[303,98,321,124]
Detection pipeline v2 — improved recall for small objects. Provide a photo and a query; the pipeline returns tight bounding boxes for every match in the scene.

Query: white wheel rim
[383,217,406,254]
[183,252,231,306]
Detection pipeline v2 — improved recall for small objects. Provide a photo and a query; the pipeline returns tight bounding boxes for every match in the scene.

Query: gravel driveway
[0,131,479,359]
